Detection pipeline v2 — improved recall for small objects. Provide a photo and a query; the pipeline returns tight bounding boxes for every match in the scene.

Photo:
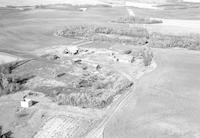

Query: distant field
[0,0,107,7]
[0,6,128,52]
[0,3,200,53]
[129,6,200,20]
[1,4,200,54]
[157,2,200,10]
[0,0,185,7]
[0,1,200,138]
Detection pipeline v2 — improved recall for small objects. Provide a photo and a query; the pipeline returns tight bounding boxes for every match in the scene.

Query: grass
[112,16,163,24]
[34,86,79,97]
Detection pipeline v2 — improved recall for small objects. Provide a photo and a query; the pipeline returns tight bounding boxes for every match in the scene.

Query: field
[0,1,200,138]
[0,4,155,137]
[104,48,200,138]
[0,5,129,51]
[0,40,153,138]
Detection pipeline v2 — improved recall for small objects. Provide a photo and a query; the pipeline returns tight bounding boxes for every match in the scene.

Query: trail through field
[104,48,200,138]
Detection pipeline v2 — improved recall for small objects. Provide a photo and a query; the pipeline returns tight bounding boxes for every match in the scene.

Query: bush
[94,81,112,89]
[0,126,12,138]
[0,73,29,96]
[15,108,29,118]
[140,47,153,66]
[112,16,163,24]
[0,61,34,96]
[149,33,200,50]
[56,25,149,45]
[95,27,113,34]
[113,77,133,94]
[56,90,114,108]
[122,50,132,55]
[54,75,133,108]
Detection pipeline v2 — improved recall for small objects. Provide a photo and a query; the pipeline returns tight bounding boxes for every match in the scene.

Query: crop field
[35,116,96,138]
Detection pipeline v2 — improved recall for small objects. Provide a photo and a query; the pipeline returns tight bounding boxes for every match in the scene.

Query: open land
[104,48,200,138]
[0,0,200,138]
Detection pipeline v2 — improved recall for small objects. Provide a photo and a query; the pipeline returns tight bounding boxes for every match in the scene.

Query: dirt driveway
[104,48,200,138]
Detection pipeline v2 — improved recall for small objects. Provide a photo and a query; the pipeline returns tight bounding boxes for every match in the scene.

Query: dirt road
[104,48,200,138]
